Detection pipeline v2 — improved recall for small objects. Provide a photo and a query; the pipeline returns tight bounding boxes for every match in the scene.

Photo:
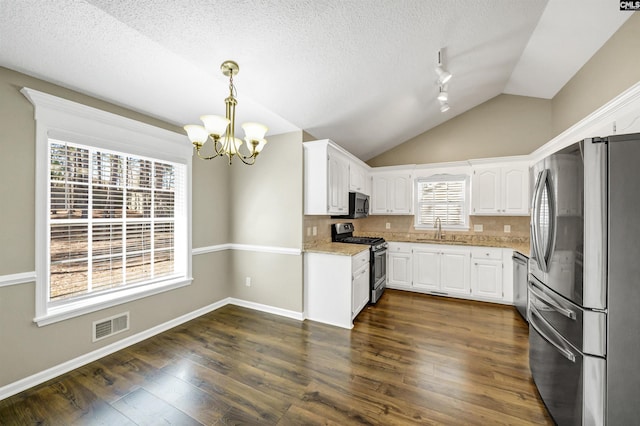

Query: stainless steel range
[331,223,387,303]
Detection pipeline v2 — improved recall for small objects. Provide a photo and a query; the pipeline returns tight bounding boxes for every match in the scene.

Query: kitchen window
[414,175,469,230]
[23,88,192,326]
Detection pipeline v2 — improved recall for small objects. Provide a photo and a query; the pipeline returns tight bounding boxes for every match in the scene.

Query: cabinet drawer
[388,242,412,254]
[352,250,370,273]
[472,247,503,260]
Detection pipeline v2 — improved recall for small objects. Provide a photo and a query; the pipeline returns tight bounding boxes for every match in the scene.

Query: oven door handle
[529,304,577,363]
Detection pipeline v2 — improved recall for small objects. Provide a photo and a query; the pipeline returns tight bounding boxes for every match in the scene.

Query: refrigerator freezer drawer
[529,276,606,357]
[529,306,605,426]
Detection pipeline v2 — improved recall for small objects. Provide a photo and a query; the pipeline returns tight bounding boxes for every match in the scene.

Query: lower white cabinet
[304,249,370,329]
[352,262,370,319]
[387,242,512,304]
[470,248,504,300]
[388,243,412,289]
[413,246,470,295]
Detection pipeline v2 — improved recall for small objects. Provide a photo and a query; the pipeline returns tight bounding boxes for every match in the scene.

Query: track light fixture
[435,49,452,85]
[437,85,448,102]
[436,49,452,112]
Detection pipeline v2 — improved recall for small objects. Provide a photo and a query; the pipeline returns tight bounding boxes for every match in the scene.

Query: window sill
[33,277,193,327]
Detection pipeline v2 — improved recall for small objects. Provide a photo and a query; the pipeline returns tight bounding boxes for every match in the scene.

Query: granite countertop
[304,241,370,256]
[304,234,530,257]
[357,232,531,256]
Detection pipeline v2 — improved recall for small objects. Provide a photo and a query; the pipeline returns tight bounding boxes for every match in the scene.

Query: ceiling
[0,1,632,160]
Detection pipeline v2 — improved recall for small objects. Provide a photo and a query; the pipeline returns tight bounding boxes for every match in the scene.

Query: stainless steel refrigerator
[528,133,640,425]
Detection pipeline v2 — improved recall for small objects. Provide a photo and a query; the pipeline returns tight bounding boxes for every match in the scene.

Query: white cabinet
[412,247,439,291]
[386,242,512,304]
[304,140,349,215]
[371,172,413,214]
[413,246,470,295]
[304,248,370,329]
[327,147,349,214]
[471,163,529,215]
[351,252,370,319]
[349,161,370,196]
[387,243,412,289]
[470,248,503,300]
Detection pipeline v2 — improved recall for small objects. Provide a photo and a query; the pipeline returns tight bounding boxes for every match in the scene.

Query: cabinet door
[440,250,470,295]
[327,150,349,214]
[390,174,412,214]
[412,248,440,291]
[472,167,500,215]
[371,175,390,214]
[471,259,503,299]
[352,264,370,318]
[502,166,529,215]
[349,161,368,195]
[388,251,412,289]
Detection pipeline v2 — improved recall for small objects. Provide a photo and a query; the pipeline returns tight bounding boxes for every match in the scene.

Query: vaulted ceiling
[0,1,632,160]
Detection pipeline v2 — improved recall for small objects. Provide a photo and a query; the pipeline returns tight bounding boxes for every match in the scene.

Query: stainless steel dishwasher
[512,251,528,322]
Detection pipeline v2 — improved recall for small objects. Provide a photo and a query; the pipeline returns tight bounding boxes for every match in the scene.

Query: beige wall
[229,131,304,311]
[367,95,552,167]
[0,67,232,387]
[552,13,640,136]
[368,13,640,167]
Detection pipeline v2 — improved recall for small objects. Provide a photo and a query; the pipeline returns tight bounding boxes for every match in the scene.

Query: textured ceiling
[0,1,632,160]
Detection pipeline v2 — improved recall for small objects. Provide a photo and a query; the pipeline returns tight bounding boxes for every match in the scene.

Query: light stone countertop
[304,235,529,257]
[303,242,370,256]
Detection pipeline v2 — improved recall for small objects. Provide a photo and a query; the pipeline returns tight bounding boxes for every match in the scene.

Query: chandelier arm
[237,153,258,165]
[195,146,222,161]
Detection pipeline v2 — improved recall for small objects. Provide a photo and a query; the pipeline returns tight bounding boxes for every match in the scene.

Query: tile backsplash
[303,214,530,244]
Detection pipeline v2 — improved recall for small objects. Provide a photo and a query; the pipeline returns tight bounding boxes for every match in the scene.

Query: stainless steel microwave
[333,192,369,219]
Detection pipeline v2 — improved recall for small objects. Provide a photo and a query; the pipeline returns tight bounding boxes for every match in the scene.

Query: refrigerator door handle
[529,304,577,363]
[531,169,548,272]
[530,282,577,320]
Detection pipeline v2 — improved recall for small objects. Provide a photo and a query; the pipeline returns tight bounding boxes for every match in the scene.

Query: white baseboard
[228,298,305,321]
[0,297,303,400]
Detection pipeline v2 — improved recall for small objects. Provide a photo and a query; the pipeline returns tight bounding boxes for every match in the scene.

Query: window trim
[414,174,470,231]
[22,87,193,327]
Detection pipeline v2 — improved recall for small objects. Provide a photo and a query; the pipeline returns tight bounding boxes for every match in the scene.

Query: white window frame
[22,88,193,326]
[414,174,470,230]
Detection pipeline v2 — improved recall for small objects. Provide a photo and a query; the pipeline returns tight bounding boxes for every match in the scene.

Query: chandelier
[184,60,268,165]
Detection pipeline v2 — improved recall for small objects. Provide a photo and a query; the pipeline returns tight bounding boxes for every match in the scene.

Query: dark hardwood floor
[0,290,552,425]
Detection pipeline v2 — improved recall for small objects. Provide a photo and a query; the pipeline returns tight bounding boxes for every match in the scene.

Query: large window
[49,140,183,302]
[24,87,192,326]
[415,175,469,229]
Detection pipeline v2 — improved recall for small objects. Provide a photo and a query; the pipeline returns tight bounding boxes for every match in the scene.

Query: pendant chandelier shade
[184,60,268,165]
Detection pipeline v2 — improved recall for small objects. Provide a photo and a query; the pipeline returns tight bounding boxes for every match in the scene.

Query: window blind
[48,139,183,302]
[415,176,468,228]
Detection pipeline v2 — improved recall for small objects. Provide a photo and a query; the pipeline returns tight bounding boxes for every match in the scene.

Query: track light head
[436,66,452,85]
[437,85,448,102]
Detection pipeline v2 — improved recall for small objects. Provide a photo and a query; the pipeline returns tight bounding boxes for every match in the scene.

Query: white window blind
[48,139,184,303]
[415,175,469,229]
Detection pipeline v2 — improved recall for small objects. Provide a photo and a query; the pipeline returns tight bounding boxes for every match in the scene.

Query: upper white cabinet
[349,160,370,195]
[304,140,349,215]
[371,172,413,214]
[327,147,349,214]
[471,161,529,215]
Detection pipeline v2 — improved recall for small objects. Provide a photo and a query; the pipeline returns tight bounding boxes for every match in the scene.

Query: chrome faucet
[434,217,443,240]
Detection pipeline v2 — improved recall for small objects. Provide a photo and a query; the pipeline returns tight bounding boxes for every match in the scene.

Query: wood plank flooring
[0,290,553,425]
